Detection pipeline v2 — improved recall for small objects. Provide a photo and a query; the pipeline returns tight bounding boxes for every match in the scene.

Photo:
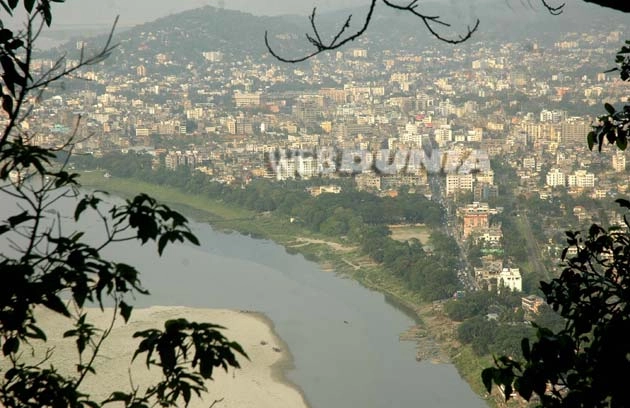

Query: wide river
[1,192,486,408]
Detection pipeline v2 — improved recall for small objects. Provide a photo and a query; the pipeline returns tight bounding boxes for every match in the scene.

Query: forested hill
[45,1,627,72]
[45,6,307,68]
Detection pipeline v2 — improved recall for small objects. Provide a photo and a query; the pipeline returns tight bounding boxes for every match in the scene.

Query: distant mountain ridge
[46,2,627,70]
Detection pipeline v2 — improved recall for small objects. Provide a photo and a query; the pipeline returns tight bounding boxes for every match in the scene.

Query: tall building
[434,124,452,146]
[561,119,590,145]
[546,168,566,187]
[446,173,473,196]
[613,152,626,172]
[567,170,595,188]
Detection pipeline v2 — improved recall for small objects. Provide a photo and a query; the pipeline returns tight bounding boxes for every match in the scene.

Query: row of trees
[3,0,629,406]
[81,151,460,301]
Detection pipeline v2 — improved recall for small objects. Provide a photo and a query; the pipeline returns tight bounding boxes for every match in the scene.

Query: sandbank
[26,306,310,408]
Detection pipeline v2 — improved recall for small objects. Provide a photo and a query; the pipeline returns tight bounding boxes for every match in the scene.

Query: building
[355,172,381,191]
[560,119,590,145]
[306,185,342,197]
[567,170,595,188]
[234,92,262,107]
[457,202,499,238]
[276,157,297,180]
[446,173,473,196]
[297,156,318,179]
[612,152,626,172]
[434,124,452,146]
[546,168,566,187]
[499,268,522,292]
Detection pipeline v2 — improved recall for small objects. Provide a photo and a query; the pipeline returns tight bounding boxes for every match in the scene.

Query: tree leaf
[481,367,495,393]
[587,131,595,151]
[119,300,133,323]
[42,294,70,316]
[2,336,19,356]
[615,199,630,209]
[2,94,13,114]
[24,0,35,12]
[616,134,627,150]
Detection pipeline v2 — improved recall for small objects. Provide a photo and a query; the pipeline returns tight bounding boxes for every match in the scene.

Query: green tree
[457,316,497,356]
[481,33,630,406]
[482,211,630,406]
[1,2,245,407]
[588,41,630,151]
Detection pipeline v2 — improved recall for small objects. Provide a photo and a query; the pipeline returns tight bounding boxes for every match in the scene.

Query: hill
[41,2,628,77]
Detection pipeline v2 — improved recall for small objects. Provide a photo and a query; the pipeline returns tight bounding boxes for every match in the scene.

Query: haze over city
[0,1,629,408]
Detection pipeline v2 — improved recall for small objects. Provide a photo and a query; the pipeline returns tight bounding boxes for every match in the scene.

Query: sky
[3,0,614,28]
[50,0,370,26]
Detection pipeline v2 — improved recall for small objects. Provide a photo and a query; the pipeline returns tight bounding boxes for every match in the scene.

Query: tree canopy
[481,16,630,407]
[1,2,246,407]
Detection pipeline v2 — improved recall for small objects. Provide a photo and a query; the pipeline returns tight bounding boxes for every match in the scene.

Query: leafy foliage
[1,2,245,407]
[588,41,630,151]
[482,199,630,406]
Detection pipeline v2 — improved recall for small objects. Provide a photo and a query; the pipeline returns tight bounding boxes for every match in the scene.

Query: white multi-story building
[499,268,522,292]
[434,124,452,146]
[276,157,296,180]
[446,173,474,195]
[466,128,483,142]
[546,168,566,187]
[297,156,318,179]
[613,152,626,172]
[567,170,595,188]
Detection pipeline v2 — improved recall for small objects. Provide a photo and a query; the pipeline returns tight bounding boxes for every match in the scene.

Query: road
[516,211,550,282]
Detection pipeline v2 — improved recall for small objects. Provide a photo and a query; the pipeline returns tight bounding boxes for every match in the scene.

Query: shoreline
[78,173,489,405]
[21,306,311,408]
[250,311,313,408]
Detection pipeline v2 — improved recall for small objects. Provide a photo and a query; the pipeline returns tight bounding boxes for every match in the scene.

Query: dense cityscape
[3,2,630,407]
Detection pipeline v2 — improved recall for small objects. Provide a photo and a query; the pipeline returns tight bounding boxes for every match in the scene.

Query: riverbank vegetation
[76,151,459,302]
[74,153,584,405]
[75,151,565,406]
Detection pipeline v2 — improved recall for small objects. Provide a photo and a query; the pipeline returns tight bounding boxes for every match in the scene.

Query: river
[1,192,486,408]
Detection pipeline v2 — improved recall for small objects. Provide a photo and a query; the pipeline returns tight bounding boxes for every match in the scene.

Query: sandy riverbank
[27,306,310,408]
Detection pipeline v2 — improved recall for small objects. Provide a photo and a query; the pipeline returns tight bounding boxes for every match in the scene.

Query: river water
[1,192,486,408]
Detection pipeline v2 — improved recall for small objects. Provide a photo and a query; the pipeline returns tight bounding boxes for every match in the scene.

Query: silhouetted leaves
[484,199,630,406]
[1,4,243,407]
[589,42,630,152]
[132,319,248,407]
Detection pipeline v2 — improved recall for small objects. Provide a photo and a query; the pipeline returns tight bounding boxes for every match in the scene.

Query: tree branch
[265,0,480,63]
[382,0,480,45]
[265,0,377,63]
[539,0,565,15]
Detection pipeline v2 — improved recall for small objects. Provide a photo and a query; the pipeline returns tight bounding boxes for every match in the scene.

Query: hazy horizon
[50,0,371,26]
[43,0,612,27]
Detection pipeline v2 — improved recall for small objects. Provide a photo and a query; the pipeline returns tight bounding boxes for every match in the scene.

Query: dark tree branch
[209,397,225,408]
[265,0,479,63]
[265,0,630,63]
[381,0,480,44]
[265,0,377,63]
[540,0,565,15]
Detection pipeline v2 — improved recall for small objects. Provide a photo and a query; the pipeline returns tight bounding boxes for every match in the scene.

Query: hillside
[44,1,628,72]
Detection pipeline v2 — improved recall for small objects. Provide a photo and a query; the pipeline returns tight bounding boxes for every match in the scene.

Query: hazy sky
[50,0,370,26]
[15,0,617,28]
